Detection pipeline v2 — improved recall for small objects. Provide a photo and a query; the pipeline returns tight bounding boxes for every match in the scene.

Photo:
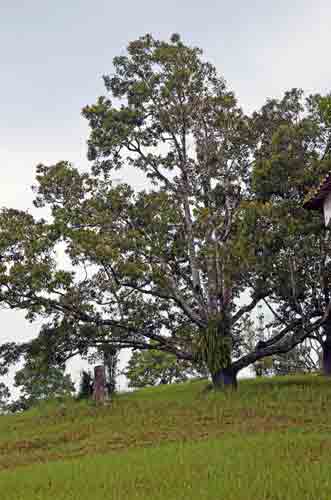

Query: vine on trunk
[196,315,232,376]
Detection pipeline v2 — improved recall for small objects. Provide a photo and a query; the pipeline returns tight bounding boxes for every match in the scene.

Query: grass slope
[1,375,331,499]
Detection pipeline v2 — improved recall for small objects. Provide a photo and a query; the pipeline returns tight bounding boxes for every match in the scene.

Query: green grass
[1,375,331,498]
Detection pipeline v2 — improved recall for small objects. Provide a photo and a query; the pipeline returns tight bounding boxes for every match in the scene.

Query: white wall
[324,191,331,226]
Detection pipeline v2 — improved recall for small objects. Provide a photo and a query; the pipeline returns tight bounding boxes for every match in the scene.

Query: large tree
[239,90,331,375]
[0,35,328,388]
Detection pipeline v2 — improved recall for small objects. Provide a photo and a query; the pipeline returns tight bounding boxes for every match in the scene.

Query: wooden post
[92,365,107,403]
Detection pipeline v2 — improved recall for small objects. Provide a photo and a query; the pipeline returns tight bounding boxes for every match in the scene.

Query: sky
[1,0,331,391]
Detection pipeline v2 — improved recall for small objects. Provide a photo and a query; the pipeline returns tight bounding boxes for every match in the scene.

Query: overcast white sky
[1,0,331,390]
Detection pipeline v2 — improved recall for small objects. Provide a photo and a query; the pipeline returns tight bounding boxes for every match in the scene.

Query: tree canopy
[124,342,207,388]
[245,90,331,374]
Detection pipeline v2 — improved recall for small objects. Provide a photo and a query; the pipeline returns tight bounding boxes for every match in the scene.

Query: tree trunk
[322,319,331,376]
[211,367,237,390]
[92,365,107,403]
[103,346,118,396]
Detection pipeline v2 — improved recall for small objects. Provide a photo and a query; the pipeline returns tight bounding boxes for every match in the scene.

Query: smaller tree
[124,347,207,388]
[0,382,10,413]
[77,370,94,399]
[13,360,75,411]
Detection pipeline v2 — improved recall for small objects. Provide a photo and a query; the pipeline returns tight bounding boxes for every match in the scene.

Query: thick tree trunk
[211,367,237,390]
[322,319,331,376]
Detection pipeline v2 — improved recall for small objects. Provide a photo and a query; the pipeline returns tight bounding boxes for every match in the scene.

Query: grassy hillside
[1,375,331,499]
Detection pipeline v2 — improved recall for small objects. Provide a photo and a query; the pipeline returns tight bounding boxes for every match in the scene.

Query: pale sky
[1,0,330,390]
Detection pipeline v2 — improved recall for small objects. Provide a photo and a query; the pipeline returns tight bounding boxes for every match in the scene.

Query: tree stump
[92,365,107,403]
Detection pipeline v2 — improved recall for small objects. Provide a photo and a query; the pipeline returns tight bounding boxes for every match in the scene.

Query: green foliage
[195,315,232,376]
[125,346,205,388]
[13,360,75,411]
[220,87,331,378]
[0,382,10,413]
[77,370,93,399]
